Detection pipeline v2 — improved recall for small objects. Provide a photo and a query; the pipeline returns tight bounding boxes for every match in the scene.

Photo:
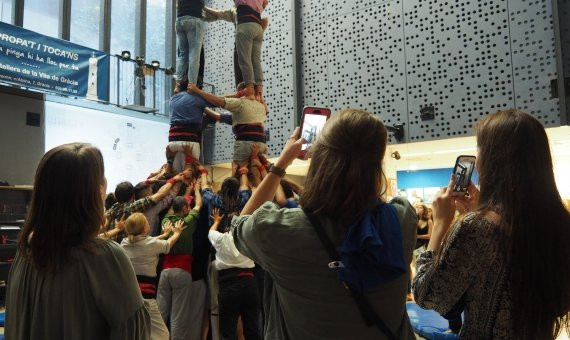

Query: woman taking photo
[413,109,570,339]
[231,109,418,339]
[6,143,150,340]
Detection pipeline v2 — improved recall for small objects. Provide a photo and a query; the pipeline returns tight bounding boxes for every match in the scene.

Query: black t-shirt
[191,207,212,281]
[177,0,204,18]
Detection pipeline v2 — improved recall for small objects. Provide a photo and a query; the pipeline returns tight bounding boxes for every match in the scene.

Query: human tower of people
[102,1,290,340]
[6,0,570,339]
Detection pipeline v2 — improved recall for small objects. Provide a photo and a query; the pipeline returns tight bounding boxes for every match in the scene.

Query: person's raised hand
[173,220,185,234]
[432,175,458,235]
[211,208,224,224]
[454,181,479,214]
[187,82,199,94]
[275,127,305,169]
[162,221,173,235]
[115,214,127,231]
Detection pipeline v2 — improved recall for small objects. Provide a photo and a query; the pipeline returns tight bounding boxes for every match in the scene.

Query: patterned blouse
[412,212,513,339]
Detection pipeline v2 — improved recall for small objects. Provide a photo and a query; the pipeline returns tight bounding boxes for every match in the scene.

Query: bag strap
[303,208,398,340]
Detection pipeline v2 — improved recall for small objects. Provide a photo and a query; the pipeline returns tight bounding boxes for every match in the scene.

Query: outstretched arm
[240,128,304,215]
[188,83,226,108]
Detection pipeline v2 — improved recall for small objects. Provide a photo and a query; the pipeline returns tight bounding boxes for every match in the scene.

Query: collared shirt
[223,98,266,126]
[234,0,264,14]
[121,235,170,277]
[106,197,156,230]
[170,92,209,126]
[208,229,254,270]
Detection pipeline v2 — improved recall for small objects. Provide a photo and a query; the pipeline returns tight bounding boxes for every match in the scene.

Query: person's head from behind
[125,213,150,242]
[104,192,117,211]
[237,82,255,100]
[300,108,388,226]
[172,196,189,216]
[134,182,152,200]
[475,109,570,339]
[115,181,135,203]
[19,143,106,272]
[281,179,295,199]
[174,80,189,94]
[219,176,240,211]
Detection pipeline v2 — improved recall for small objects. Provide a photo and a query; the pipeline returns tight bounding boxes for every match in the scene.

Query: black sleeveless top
[415,221,429,249]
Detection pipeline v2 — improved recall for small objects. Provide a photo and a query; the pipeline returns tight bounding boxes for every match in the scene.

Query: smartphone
[451,155,476,196]
[298,107,331,159]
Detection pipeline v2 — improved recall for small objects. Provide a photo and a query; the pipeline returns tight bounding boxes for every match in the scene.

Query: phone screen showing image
[301,113,328,151]
[452,155,476,195]
[298,107,331,159]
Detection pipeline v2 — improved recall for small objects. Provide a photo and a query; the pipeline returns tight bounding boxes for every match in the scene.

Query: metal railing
[108,55,172,116]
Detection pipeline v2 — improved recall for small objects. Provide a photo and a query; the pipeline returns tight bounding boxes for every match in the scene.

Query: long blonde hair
[125,213,148,243]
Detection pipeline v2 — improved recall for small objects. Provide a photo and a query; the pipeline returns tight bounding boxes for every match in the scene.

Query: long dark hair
[300,108,388,227]
[475,109,570,338]
[19,143,106,273]
[219,177,240,213]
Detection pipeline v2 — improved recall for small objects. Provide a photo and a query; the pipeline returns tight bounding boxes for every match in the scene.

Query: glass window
[110,0,135,56]
[145,0,166,65]
[23,0,61,37]
[70,0,101,50]
[0,0,13,24]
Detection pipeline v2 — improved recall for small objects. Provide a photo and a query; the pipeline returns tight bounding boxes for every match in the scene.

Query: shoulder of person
[236,201,305,229]
[455,211,498,236]
[388,197,417,223]
[81,238,129,261]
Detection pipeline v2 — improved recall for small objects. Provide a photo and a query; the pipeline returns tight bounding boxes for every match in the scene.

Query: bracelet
[268,164,286,178]
[200,169,208,175]
[167,178,178,185]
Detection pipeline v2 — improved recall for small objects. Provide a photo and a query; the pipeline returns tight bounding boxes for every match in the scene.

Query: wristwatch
[268,164,286,178]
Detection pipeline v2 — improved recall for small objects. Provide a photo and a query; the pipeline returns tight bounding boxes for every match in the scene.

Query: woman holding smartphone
[413,109,570,339]
[229,109,418,339]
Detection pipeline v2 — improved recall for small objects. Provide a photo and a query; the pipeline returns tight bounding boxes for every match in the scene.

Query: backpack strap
[303,208,399,340]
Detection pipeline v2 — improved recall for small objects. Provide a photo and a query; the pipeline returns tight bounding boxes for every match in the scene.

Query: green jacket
[161,208,200,255]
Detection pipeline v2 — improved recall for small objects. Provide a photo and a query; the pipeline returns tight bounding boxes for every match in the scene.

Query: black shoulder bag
[303,208,399,340]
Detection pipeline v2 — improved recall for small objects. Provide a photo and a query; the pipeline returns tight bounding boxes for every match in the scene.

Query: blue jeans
[175,16,204,84]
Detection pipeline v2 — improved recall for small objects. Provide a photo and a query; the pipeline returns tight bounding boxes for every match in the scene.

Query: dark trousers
[233,45,244,88]
[218,274,261,340]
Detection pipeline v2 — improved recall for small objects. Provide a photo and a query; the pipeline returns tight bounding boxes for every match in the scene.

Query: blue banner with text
[0,22,109,101]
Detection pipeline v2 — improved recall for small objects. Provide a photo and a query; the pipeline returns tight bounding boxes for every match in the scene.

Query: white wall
[44,101,169,191]
[0,90,45,185]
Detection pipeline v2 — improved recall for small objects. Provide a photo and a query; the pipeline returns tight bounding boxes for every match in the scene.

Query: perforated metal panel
[560,0,570,123]
[262,1,296,157]
[202,0,295,164]
[298,0,408,143]
[404,0,515,141]
[509,0,560,125]
[297,0,563,143]
[327,1,407,134]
